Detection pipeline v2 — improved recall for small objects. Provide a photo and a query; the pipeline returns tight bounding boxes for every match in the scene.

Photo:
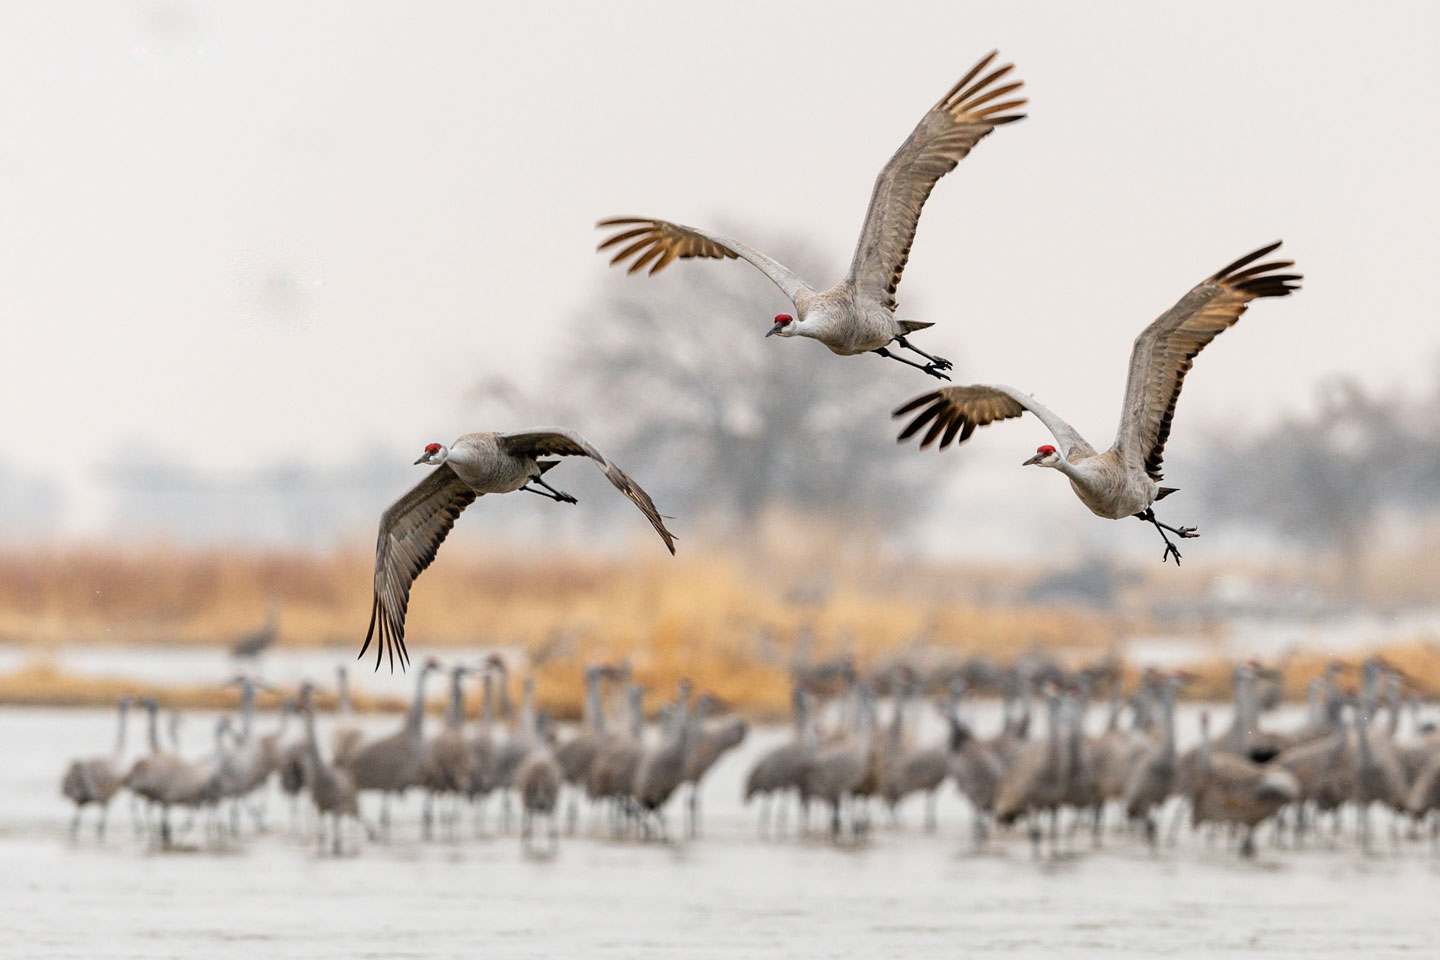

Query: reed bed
[2,544,1436,716]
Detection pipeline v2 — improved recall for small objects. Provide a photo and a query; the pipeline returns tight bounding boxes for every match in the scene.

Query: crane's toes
[1161,543,1183,566]
[931,356,954,371]
[1176,526,1199,539]
[923,365,952,382]
[558,491,578,504]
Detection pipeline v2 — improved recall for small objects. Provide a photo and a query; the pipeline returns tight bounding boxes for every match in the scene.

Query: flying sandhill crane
[595,50,1027,380]
[342,656,442,834]
[297,680,368,855]
[61,694,133,840]
[895,243,1301,563]
[360,430,677,670]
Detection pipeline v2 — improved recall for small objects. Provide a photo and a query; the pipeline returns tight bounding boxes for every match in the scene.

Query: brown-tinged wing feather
[894,384,1095,456]
[1114,242,1301,482]
[498,429,677,554]
[359,465,478,673]
[595,218,814,307]
[848,51,1027,312]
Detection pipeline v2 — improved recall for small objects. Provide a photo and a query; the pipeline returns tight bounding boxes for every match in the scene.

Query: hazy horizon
[5,1,1438,557]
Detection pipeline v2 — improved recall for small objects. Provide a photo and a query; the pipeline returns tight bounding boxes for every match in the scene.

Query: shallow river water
[4,705,1438,958]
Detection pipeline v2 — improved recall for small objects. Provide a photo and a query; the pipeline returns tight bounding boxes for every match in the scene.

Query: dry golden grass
[0,544,1129,718]
[3,538,1437,716]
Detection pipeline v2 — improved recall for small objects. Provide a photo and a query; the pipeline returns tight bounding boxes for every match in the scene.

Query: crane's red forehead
[774,314,793,324]
[1037,444,1056,455]
[424,443,441,453]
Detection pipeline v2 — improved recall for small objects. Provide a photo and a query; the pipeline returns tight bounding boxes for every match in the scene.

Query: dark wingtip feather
[893,391,942,418]
[1211,241,1284,281]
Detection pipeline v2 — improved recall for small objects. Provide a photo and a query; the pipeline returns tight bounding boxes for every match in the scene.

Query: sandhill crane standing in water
[596,51,1026,380]
[360,430,677,670]
[342,656,442,835]
[61,695,132,840]
[895,243,1301,563]
[298,681,369,855]
[744,688,817,839]
[515,712,563,854]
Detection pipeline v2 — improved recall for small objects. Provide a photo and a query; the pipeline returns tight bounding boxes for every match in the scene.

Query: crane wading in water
[595,51,1026,380]
[894,242,1301,564]
[361,429,677,671]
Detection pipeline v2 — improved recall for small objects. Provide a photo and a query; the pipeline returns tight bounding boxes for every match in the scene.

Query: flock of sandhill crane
[56,48,1341,862]
[60,652,1440,860]
[359,50,1302,671]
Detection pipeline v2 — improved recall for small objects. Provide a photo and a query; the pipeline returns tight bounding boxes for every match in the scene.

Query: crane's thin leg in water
[521,477,578,504]
[872,348,951,381]
[893,336,953,371]
[1135,508,1198,565]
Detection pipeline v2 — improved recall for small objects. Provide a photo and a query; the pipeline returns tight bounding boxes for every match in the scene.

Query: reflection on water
[5,706,1438,958]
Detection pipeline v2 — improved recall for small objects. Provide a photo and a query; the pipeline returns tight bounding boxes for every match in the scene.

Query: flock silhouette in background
[60,653,1440,860]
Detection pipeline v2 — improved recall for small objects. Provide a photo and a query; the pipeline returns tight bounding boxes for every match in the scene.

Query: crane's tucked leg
[521,476,578,504]
[872,347,951,381]
[1135,508,1199,565]
[893,336,953,371]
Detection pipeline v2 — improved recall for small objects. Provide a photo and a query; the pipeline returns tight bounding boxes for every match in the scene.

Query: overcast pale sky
[3,1,1437,550]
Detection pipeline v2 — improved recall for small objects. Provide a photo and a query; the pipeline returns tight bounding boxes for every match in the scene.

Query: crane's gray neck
[446,668,466,731]
[238,678,256,740]
[520,678,537,742]
[585,669,605,734]
[114,699,130,756]
[146,704,160,753]
[628,687,644,739]
[337,667,353,717]
[302,702,323,767]
[407,665,434,736]
[1159,682,1177,761]
[480,673,495,733]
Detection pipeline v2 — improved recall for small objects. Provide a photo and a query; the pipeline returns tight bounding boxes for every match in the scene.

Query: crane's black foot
[894,336,953,371]
[875,346,948,380]
[522,478,578,504]
[1137,508,1198,566]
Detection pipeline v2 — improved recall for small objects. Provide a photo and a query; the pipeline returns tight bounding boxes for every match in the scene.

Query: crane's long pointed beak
[413,455,428,465]
[765,324,783,338]
[1022,453,1045,466]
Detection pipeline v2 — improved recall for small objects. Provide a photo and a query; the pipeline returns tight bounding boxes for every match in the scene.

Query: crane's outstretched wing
[1113,242,1301,482]
[596,218,815,308]
[360,465,478,673]
[847,51,1026,312]
[893,384,1095,457]
[497,429,678,555]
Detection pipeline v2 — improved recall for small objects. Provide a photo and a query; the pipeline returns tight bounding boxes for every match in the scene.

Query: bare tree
[1197,369,1440,589]
[549,232,936,538]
